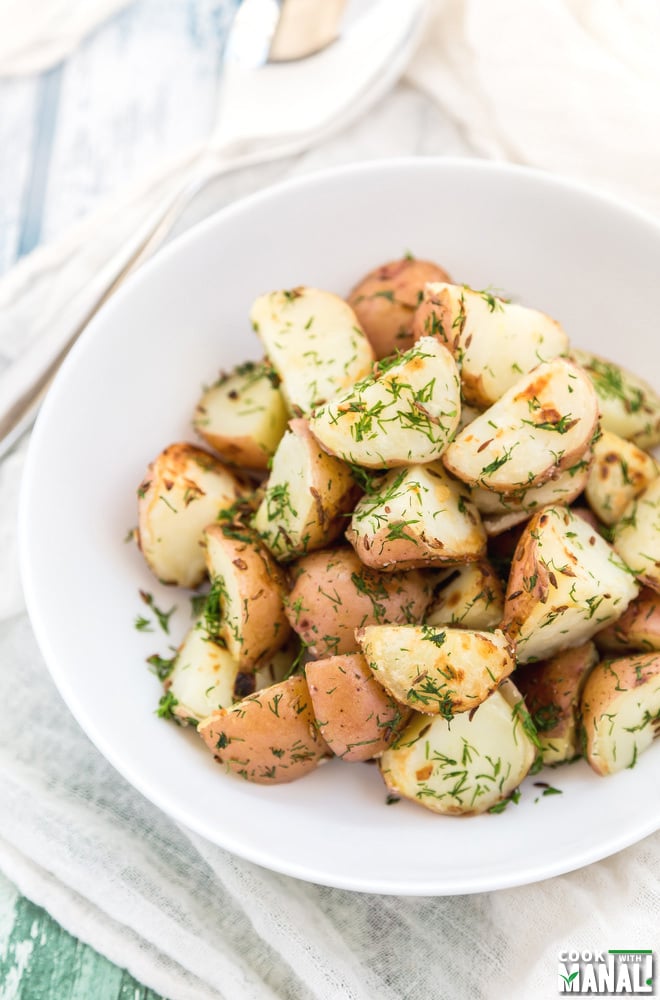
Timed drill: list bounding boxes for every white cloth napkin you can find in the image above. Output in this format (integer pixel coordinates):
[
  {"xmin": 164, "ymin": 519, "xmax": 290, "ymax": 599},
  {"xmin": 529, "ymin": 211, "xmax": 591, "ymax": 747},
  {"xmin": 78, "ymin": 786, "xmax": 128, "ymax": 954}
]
[
  {"xmin": 0, "ymin": 0, "xmax": 133, "ymax": 77},
  {"xmin": 1, "ymin": 2, "xmax": 660, "ymax": 998}
]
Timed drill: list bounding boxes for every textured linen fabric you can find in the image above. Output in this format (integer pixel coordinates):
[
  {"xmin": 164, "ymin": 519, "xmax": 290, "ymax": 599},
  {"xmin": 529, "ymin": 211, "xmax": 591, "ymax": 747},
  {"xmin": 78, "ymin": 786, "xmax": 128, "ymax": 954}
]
[
  {"xmin": 0, "ymin": 0, "xmax": 133, "ymax": 77},
  {"xmin": 1, "ymin": 3, "xmax": 659, "ymax": 998}
]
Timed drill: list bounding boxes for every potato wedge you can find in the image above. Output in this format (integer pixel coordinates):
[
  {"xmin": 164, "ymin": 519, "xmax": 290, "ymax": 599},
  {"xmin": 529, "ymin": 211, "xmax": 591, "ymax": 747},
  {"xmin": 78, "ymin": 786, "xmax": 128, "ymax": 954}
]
[
  {"xmin": 584, "ymin": 430, "xmax": 658, "ymax": 526},
  {"xmin": 613, "ymin": 477, "xmax": 660, "ymax": 592},
  {"xmin": 284, "ymin": 547, "xmax": 432, "ymax": 658},
  {"xmin": 470, "ymin": 453, "xmax": 591, "ymax": 520},
  {"xmin": 513, "ymin": 642, "xmax": 598, "ymax": 764},
  {"xmin": 347, "ymin": 463, "xmax": 485, "ymax": 571},
  {"xmin": 250, "ymin": 287, "xmax": 374, "ymax": 413},
  {"xmin": 425, "ymin": 562, "xmax": 504, "ymax": 631},
  {"xmin": 581, "ymin": 652, "xmax": 660, "ymax": 775},
  {"xmin": 162, "ymin": 619, "xmax": 240, "ymax": 724},
  {"xmin": 203, "ymin": 523, "xmax": 290, "ymax": 669},
  {"xmin": 308, "ymin": 337, "xmax": 461, "ymax": 469},
  {"xmin": 137, "ymin": 443, "xmax": 248, "ymax": 588},
  {"xmin": 572, "ymin": 348, "xmax": 660, "ymax": 449},
  {"xmin": 198, "ymin": 675, "xmax": 329, "ymax": 784},
  {"xmin": 502, "ymin": 505, "xmax": 639, "ymax": 663},
  {"xmin": 379, "ymin": 679, "xmax": 538, "ymax": 815},
  {"xmin": 253, "ymin": 419, "xmax": 356, "ymax": 561},
  {"xmin": 595, "ymin": 587, "xmax": 660, "ymax": 654},
  {"xmin": 443, "ymin": 359, "xmax": 599, "ymax": 493},
  {"xmin": 193, "ymin": 361, "xmax": 289, "ymax": 470},
  {"xmin": 356, "ymin": 624, "xmax": 515, "ymax": 717},
  {"xmin": 348, "ymin": 257, "xmax": 452, "ymax": 359},
  {"xmin": 305, "ymin": 653, "xmax": 408, "ymax": 761},
  {"xmin": 413, "ymin": 283, "xmax": 569, "ymax": 408}
]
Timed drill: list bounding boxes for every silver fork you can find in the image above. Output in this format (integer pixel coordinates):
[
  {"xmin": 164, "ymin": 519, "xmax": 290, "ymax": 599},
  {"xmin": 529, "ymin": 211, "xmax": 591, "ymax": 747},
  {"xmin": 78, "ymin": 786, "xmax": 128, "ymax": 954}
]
[{"xmin": 0, "ymin": 0, "xmax": 426, "ymax": 458}]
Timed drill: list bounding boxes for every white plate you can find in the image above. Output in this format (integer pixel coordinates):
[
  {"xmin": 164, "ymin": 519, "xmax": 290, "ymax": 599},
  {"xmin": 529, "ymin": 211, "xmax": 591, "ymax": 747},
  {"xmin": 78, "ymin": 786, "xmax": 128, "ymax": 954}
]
[{"xmin": 20, "ymin": 159, "xmax": 660, "ymax": 895}]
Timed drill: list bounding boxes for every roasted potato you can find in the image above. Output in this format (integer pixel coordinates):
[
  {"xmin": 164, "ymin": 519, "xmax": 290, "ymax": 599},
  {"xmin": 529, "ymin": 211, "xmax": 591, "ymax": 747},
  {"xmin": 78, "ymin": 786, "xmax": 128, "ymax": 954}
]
[
  {"xmin": 595, "ymin": 587, "xmax": 660, "ymax": 654},
  {"xmin": 613, "ymin": 477, "xmax": 660, "ymax": 592},
  {"xmin": 305, "ymin": 653, "xmax": 408, "ymax": 761},
  {"xmin": 137, "ymin": 443, "xmax": 248, "ymax": 588},
  {"xmin": 253, "ymin": 419, "xmax": 357, "ymax": 561},
  {"xmin": 413, "ymin": 283, "xmax": 569, "ymax": 408},
  {"xmin": 309, "ymin": 337, "xmax": 461, "ymax": 469},
  {"xmin": 470, "ymin": 452, "xmax": 591, "ymax": 536},
  {"xmin": 572, "ymin": 348, "xmax": 660, "ymax": 449},
  {"xmin": 581, "ymin": 652, "xmax": 660, "ymax": 775},
  {"xmin": 203, "ymin": 523, "xmax": 290, "ymax": 669},
  {"xmin": 250, "ymin": 287, "xmax": 374, "ymax": 413},
  {"xmin": 513, "ymin": 642, "xmax": 598, "ymax": 764},
  {"xmin": 443, "ymin": 359, "xmax": 599, "ymax": 493},
  {"xmin": 347, "ymin": 256, "xmax": 451, "ymax": 359},
  {"xmin": 584, "ymin": 430, "xmax": 658, "ymax": 526},
  {"xmin": 193, "ymin": 361, "xmax": 289, "ymax": 470},
  {"xmin": 284, "ymin": 547, "xmax": 431, "ymax": 658},
  {"xmin": 379, "ymin": 679, "xmax": 538, "ymax": 815},
  {"xmin": 198, "ymin": 675, "xmax": 329, "ymax": 784},
  {"xmin": 502, "ymin": 505, "xmax": 639, "ymax": 663},
  {"xmin": 166, "ymin": 619, "xmax": 240, "ymax": 724},
  {"xmin": 425, "ymin": 561, "xmax": 504, "ymax": 631},
  {"xmin": 356, "ymin": 623, "xmax": 515, "ymax": 717},
  {"xmin": 346, "ymin": 463, "xmax": 486, "ymax": 570}
]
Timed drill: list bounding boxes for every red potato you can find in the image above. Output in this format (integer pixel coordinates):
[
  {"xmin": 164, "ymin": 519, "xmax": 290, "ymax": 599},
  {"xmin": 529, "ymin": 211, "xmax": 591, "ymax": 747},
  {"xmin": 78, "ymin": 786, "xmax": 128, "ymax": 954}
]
[
  {"xmin": 348, "ymin": 257, "xmax": 452, "ymax": 359},
  {"xmin": 193, "ymin": 361, "xmax": 289, "ymax": 470},
  {"xmin": 501, "ymin": 505, "xmax": 639, "ymax": 663},
  {"xmin": 197, "ymin": 676, "xmax": 329, "ymax": 784},
  {"xmin": 203, "ymin": 523, "xmax": 291, "ymax": 670},
  {"xmin": 285, "ymin": 547, "xmax": 432, "ymax": 658},
  {"xmin": 379, "ymin": 679, "xmax": 537, "ymax": 815},
  {"xmin": 305, "ymin": 653, "xmax": 408, "ymax": 761},
  {"xmin": 443, "ymin": 359, "xmax": 599, "ymax": 494},
  {"xmin": 595, "ymin": 587, "xmax": 660, "ymax": 653},
  {"xmin": 613, "ymin": 477, "xmax": 660, "ymax": 593},
  {"xmin": 137, "ymin": 443, "xmax": 248, "ymax": 588},
  {"xmin": 412, "ymin": 283, "xmax": 569, "ymax": 408},
  {"xmin": 346, "ymin": 463, "xmax": 486, "ymax": 571},
  {"xmin": 356, "ymin": 624, "xmax": 516, "ymax": 717},
  {"xmin": 513, "ymin": 642, "xmax": 598, "ymax": 764},
  {"xmin": 581, "ymin": 652, "xmax": 660, "ymax": 775},
  {"xmin": 253, "ymin": 418, "xmax": 358, "ymax": 562}
]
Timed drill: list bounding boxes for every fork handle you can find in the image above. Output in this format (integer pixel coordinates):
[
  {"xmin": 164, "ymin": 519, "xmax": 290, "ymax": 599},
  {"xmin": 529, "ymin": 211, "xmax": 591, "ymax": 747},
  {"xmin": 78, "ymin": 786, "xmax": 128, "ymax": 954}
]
[{"xmin": 0, "ymin": 154, "xmax": 226, "ymax": 460}]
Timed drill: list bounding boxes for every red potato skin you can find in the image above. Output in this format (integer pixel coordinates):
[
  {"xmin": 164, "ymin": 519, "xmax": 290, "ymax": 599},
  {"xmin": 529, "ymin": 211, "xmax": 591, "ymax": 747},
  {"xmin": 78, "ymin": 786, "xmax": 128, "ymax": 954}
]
[
  {"xmin": 595, "ymin": 587, "xmax": 660, "ymax": 653},
  {"xmin": 197, "ymin": 676, "xmax": 329, "ymax": 784},
  {"xmin": 284, "ymin": 547, "xmax": 433, "ymax": 658},
  {"xmin": 500, "ymin": 509, "xmax": 553, "ymax": 644},
  {"xmin": 580, "ymin": 652, "xmax": 660, "ymax": 775},
  {"xmin": 411, "ymin": 284, "xmax": 459, "ymax": 350},
  {"xmin": 305, "ymin": 654, "xmax": 410, "ymax": 761},
  {"xmin": 513, "ymin": 642, "xmax": 598, "ymax": 742},
  {"xmin": 348, "ymin": 258, "xmax": 452, "ymax": 360}
]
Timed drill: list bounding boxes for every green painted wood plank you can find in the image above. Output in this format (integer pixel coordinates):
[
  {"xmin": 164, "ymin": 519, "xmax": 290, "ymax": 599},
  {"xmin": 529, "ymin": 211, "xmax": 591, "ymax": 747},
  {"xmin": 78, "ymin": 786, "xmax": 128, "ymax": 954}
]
[{"xmin": 0, "ymin": 885, "xmax": 165, "ymax": 1000}]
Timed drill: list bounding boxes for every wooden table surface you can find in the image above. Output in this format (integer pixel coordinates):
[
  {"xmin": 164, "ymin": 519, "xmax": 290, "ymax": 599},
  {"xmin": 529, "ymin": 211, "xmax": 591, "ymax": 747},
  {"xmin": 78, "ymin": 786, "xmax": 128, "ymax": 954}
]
[
  {"xmin": 0, "ymin": 3, "xmax": 235, "ymax": 996},
  {"xmin": 0, "ymin": 871, "xmax": 163, "ymax": 999}
]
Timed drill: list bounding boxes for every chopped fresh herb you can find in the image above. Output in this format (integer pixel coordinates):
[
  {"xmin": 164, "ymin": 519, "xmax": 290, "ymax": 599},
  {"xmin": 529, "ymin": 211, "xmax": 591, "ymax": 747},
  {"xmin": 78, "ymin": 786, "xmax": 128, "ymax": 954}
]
[
  {"xmin": 156, "ymin": 691, "xmax": 179, "ymax": 720},
  {"xmin": 139, "ymin": 590, "xmax": 176, "ymax": 634},
  {"xmin": 147, "ymin": 652, "xmax": 177, "ymax": 681},
  {"xmin": 190, "ymin": 593, "xmax": 207, "ymax": 618}
]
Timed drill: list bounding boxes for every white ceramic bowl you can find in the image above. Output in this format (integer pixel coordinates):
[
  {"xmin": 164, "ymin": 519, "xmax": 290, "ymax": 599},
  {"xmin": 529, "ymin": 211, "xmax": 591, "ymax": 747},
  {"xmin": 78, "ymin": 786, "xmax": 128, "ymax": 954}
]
[{"xmin": 20, "ymin": 159, "xmax": 660, "ymax": 895}]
